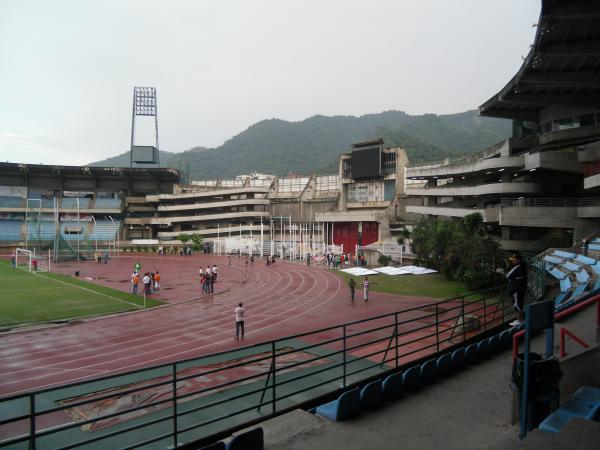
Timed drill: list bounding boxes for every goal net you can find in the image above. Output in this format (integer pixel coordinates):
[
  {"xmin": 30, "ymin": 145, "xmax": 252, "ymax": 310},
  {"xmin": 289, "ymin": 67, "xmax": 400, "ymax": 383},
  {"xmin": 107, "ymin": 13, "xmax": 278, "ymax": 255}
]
[{"xmin": 15, "ymin": 248, "xmax": 51, "ymax": 272}]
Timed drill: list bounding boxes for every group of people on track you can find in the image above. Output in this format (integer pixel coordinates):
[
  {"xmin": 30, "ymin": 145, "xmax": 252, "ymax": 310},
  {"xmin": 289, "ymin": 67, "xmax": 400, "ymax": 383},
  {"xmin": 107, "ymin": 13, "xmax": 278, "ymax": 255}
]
[
  {"xmin": 348, "ymin": 276, "xmax": 370, "ymax": 302},
  {"xmin": 199, "ymin": 265, "xmax": 218, "ymax": 294},
  {"xmin": 131, "ymin": 270, "xmax": 160, "ymax": 296}
]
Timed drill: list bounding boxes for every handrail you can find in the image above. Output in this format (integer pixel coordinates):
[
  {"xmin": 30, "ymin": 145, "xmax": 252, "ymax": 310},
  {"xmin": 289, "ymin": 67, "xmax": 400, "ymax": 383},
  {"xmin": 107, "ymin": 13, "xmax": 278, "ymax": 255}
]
[{"xmin": 0, "ymin": 284, "xmax": 512, "ymax": 449}]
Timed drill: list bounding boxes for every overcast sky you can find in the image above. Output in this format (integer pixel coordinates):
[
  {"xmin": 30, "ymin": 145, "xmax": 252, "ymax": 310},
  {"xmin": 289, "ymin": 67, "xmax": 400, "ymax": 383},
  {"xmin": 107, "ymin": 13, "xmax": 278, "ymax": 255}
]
[{"xmin": 0, "ymin": 0, "xmax": 540, "ymax": 166}]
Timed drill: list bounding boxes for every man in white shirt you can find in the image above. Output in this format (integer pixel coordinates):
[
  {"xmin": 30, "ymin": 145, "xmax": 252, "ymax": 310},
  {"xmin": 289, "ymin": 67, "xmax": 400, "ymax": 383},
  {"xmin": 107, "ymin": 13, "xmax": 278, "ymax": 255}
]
[
  {"xmin": 212, "ymin": 264, "xmax": 218, "ymax": 282},
  {"xmin": 234, "ymin": 302, "xmax": 245, "ymax": 339}
]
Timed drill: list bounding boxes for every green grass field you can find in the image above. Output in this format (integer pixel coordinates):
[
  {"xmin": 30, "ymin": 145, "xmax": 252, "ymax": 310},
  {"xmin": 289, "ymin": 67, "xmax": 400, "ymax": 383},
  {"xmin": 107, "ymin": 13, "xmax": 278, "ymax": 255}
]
[
  {"xmin": 335, "ymin": 270, "xmax": 471, "ymax": 299},
  {"xmin": 0, "ymin": 259, "xmax": 163, "ymax": 329}
]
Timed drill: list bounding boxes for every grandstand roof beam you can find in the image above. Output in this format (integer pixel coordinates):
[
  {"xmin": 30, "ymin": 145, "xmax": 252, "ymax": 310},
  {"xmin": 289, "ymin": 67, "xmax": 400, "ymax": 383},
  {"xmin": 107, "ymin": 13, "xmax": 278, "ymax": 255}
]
[
  {"xmin": 500, "ymin": 93, "xmax": 600, "ymax": 108},
  {"xmin": 541, "ymin": 40, "xmax": 600, "ymax": 57},
  {"xmin": 543, "ymin": 1, "xmax": 600, "ymax": 20},
  {"xmin": 520, "ymin": 71, "xmax": 600, "ymax": 88}
]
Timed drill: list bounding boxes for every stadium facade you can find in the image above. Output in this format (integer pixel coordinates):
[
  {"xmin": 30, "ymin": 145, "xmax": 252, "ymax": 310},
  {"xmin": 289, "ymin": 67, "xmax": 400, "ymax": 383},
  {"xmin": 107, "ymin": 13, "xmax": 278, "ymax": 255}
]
[{"xmin": 405, "ymin": 0, "xmax": 600, "ymax": 251}]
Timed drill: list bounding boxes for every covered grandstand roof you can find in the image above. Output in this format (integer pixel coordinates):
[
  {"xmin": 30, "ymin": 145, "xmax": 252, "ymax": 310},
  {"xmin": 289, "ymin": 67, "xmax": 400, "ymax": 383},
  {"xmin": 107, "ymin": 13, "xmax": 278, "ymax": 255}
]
[
  {"xmin": 0, "ymin": 162, "xmax": 179, "ymax": 178},
  {"xmin": 479, "ymin": 0, "xmax": 600, "ymax": 121}
]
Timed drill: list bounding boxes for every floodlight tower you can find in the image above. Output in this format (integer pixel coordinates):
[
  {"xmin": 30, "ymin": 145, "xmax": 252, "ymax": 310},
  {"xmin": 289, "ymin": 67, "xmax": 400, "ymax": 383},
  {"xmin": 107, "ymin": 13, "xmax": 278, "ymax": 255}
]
[{"xmin": 130, "ymin": 86, "xmax": 160, "ymax": 167}]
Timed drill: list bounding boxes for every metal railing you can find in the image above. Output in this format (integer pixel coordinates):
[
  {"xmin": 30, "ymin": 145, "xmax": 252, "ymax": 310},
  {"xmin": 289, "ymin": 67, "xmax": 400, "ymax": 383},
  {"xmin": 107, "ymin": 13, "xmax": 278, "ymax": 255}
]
[{"xmin": 0, "ymin": 285, "xmax": 513, "ymax": 450}]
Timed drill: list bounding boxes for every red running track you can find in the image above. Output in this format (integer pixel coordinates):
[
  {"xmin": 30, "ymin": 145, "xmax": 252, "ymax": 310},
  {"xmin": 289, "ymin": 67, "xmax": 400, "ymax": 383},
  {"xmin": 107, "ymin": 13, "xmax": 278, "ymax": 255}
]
[{"xmin": 0, "ymin": 254, "xmax": 436, "ymax": 397}]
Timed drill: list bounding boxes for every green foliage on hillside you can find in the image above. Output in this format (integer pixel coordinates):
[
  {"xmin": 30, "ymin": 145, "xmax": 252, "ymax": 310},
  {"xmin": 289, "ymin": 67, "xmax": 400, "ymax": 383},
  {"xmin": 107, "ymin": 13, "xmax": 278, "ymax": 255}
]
[{"xmin": 90, "ymin": 110, "xmax": 510, "ymax": 179}]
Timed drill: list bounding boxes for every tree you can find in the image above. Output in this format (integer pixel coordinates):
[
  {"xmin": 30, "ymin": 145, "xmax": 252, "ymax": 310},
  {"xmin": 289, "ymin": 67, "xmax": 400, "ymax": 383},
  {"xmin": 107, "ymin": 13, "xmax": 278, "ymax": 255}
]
[
  {"xmin": 190, "ymin": 233, "xmax": 203, "ymax": 251},
  {"xmin": 176, "ymin": 234, "xmax": 191, "ymax": 245},
  {"xmin": 410, "ymin": 214, "xmax": 502, "ymax": 290}
]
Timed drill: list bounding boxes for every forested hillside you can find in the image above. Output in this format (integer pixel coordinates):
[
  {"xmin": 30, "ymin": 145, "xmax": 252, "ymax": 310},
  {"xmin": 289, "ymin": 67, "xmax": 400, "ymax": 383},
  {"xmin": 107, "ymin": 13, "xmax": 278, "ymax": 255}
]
[{"xmin": 90, "ymin": 110, "xmax": 510, "ymax": 180}]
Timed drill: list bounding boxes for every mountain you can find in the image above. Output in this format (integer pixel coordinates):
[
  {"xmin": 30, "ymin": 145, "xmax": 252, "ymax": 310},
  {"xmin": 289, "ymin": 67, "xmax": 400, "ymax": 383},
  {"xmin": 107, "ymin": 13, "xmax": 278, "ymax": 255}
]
[{"xmin": 90, "ymin": 110, "xmax": 511, "ymax": 180}]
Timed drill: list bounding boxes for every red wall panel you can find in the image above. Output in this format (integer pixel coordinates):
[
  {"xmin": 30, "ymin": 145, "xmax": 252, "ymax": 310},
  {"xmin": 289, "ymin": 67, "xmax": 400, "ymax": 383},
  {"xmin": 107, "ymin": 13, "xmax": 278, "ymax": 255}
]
[{"xmin": 332, "ymin": 221, "xmax": 378, "ymax": 255}]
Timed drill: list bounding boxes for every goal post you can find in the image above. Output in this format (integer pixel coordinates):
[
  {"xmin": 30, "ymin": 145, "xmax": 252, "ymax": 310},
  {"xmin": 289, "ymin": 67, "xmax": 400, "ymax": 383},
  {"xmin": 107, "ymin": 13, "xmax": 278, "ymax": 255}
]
[
  {"xmin": 15, "ymin": 248, "xmax": 51, "ymax": 272},
  {"xmin": 15, "ymin": 248, "xmax": 32, "ymax": 272}
]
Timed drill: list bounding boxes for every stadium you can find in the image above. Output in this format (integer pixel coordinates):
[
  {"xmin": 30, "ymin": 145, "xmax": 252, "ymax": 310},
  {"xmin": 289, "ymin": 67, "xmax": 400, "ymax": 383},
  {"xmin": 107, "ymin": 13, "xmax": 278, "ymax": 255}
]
[{"xmin": 1, "ymin": 0, "xmax": 600, "ymax": 449}]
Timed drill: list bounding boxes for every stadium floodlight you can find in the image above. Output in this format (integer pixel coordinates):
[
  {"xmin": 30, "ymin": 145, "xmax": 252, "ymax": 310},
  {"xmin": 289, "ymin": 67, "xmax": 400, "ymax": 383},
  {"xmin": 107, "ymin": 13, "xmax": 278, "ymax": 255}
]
[{"xmin": 130, "ymin": 86, "xmax": 160, "ymax": 167}]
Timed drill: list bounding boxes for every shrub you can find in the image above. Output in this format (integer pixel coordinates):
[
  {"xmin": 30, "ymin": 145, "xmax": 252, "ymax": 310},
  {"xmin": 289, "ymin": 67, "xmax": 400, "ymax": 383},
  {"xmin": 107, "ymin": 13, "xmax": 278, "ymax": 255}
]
[{"xmin": 378, "ymin": 254, "xmax": 392, "ymax": 266}]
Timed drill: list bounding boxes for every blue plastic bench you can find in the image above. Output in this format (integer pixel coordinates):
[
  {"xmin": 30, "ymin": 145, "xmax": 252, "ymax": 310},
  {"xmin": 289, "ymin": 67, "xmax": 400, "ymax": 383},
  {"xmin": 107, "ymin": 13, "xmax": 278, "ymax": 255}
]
[
  {"xmin": 360, "ymin": 379, "xmax": 383, "ymax": 410},
  {"xmin": 402, "ymin": 366, "xmax": 420, "ymax": 390},
  {"xmin": 589, "ymin": 243, "xmax": 600, "ymax": 251},
  {"xmin": 314, "ymin": 388, "xmax": 361, "ymax": 421},
  {"xmin": 382, "ymin": 372, "xmax": 403, "ymax": 398},
  {"xmin": 451, "ymin": 348, "xmax": 465, "ymax": 371},
  {"xmin": 592, "ymin": 263, "xmax": 600, "ymax": 276},
  {"xmin": 420, "ymin": 358, "xmax": 437, "ymax": 384},
  {"xmin": 436, "ymin": 353, "xmax": 452, "ymax": 376},
  {"xmin": 227, "ymin": 428, "xmax": 264, "ymax": 450}
]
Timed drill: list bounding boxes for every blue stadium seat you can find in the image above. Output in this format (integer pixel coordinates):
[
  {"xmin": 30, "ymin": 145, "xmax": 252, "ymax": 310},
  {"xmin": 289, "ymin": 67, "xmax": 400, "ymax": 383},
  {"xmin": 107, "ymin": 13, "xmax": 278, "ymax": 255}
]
[
  {"xmin": 382, "ymin": 372, "xmax": 403, "ymax": 399},
  {"xmin": 402, "ymin": 366, "xmax": 420, "ymax": 390},
  {"xmin": 566, "ymin": 282, "xmax": 588, "ymax": 302},
  {"xmin": 561, "ymin": 261, "xmax": 581, "ymax": 273},
  {"xmin": 559, "ymin": 277, "xmax": 572, "ymax": 292},
  {"xmin": 576, "ymin": 269, "xmax": 590, "ymax": 284},
  {"xmin": 575, "ymin": 254, "xmax": 596, "ymax": 266},
  {"xmin": 465, "ymin": 343, "xmax": 478, "ymax": 365},
  {"xmin": 420, "ymin": 359, "xmax": 437, "ymax": 384},
  {"xmin": 499, "ymin": 330, "xmax": 511, "ymax": 349},
  {"xmin": 572, "ymin": 386, "xmax": 600, "ymax": 404},
  {"xmin": 591, "ymin": 263, "xmax": 600, "ymax": 276},
  {"xmin": 227, "ymin": 427, "xmax": 264, "ymax": 450},
  {"xmin": 553, "ymin": 250, "xmax": 576, "ymax": 259},
  {"xmin": 314, "ymin": 388, "xmax": 361, "ymax": 421},
  {"xmin": 360, "ymin": 379, "xmax": 383, "ymax": 410},
  {"xmin": 488, "ymin": 334, "xmax": 500, "ymax": 353},
  {"xmin": 451, "ymin": 348, "xmax": 465, "ymax": 370},
  {"xmin": 539, "ymin": 400, "xmax": 600, "ymax": 434},
  {"xmin": 548, "ymin": 267, "xmax": 567, "ymax": 280},
  {"xmin": 476, "ymin": 339, "xmax": 489, "ymax": 358},
  {"xmin": 589, "ymin": 243, "xmax": 600, "ymax": 251},
  {"xmin": 436, "ymin": 353, "xmax": 452, "ymax": 376},
  {"xmin": 200, "ymin": 442, "xmax": 226, "ymax": 450},
  {"xmin": 543, "ymin": 255, "xmax": 563, "ymax": 265},
  {"xmin": 554, "ymin": 291, "xmax": 569, "ymax": 307},
  {"xmin": 592, "ymin": 277, "xmax": 600, "ymax": 293}
]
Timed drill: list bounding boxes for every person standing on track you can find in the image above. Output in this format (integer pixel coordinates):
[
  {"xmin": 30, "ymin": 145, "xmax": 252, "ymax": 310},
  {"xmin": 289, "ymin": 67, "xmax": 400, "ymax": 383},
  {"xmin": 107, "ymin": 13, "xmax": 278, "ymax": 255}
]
[
  {"xmin": 154, "ymin": 271, "xmax": 161, "ymax": 294},
  {"xmin": 349, "ymin": 277, "xmax": 355, "ymax": 302},
  {"xmin": 212, "ymin": 264, "xmax": 218, "ymax": 282},
  {"xmin": 143, "ymin": 272, "xmax": 151, "ymax": 295},
  {"xmin": 234, "ymin": 302, "xmax": 245, "ymax": 340},
  {"xmin": 363, "ymin": 276, "xmax": 369, "ymax": 302},
  {"xmin": 131, "ymin": 272, "xmax": 139, "ymax": 295}
]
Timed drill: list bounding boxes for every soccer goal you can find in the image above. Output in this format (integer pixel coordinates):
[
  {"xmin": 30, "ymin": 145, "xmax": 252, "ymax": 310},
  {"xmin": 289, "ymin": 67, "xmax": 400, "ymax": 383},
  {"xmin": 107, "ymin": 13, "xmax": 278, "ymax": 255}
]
[{"xmin": 15, "ymin": 248, "xmax": 51, "ymax": 272}]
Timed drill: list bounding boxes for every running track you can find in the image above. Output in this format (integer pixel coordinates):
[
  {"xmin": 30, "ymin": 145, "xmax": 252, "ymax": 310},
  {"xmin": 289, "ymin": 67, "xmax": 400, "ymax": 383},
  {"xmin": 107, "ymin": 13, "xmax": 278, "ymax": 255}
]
[{"xmin": 0, "ymin": 255, "xmax": 437, "ymax": 397}]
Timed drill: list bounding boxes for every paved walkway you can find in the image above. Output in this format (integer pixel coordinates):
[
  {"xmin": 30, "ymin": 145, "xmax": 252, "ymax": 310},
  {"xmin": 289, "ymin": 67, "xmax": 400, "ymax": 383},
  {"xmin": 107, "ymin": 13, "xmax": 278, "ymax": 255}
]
[{"xmin": 244, "ymin": 302, "xmax": 600, "ymax": 449}]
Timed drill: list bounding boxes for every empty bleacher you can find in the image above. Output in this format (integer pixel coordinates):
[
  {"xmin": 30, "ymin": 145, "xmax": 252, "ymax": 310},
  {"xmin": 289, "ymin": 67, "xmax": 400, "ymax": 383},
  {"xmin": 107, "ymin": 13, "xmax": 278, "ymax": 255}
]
[
  {"xmin": 94, "ymin": 198, "xmax": 122, "ymax": 208},
  {"xmin": 60, "ymin": 221, "xmax": 88, "ymax": 241},
  {"xmin": 0, "ymin": 220, "xmax": 23, "ymax": 241},
  {"xmin": 27, "ymin": 192, "xmax": 56, "ymax": 209},
  {"xmin": 27, "ymin": 221, "xmax": 56, "ymax": 240},
  {"xmin": 89, "ymin": 220, "xmax": 121, "ymax": 240},
  {"xmin": 61, "ymin": 197, "xmax": 91, "ymax": 209},
  {"xmin": 0, "ymin": 196, "xmax": 24, "ymax": 208}
]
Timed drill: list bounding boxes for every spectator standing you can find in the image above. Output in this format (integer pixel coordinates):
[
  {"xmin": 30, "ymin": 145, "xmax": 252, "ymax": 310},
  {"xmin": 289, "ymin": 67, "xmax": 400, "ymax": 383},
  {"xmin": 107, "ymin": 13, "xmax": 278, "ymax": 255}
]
[
  {"xmin": 212, "ymin": 265, "xmax": 218, "ymax": 282},
  {"xmin": 142, "ymin": 272, "xmax": 151, "ymax": 295},
  {"xmin": 363, "ymin": 276, "xmax": 369, "ymax": 302},
  {"xmin": 154, "ymin": 271, "xmax": 161, "ymax": 294},
  {"xmin": 349, "ymin": 277, "xmax": 356, "ymax": 302},
  {"xmin": 234, "ymin": 302, "xmax": 245, "ymax": 339},
  {"xmin": 131, "ymin": 272, "xmax": 139, "ymax": 295}
]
